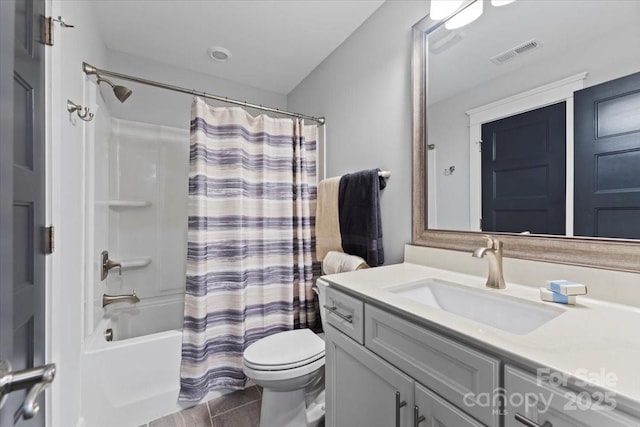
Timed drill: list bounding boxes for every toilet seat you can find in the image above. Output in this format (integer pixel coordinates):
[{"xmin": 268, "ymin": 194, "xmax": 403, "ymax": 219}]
[
  {"xmin": 244, "ymin": 329, "xmax": 325, "ymax": 371},
  {"xmin": 243, "ymin": 355, "xmax": 325, "ymax": 382},
  {"xmin": 244, "ymin": 350, "xmax": 324, "ymax": 371}
]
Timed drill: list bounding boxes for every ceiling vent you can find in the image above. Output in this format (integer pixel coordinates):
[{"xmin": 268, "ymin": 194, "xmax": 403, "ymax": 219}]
[{"xmin": 490, "ymin": 39, "xmax": 541, "ymax": 65}]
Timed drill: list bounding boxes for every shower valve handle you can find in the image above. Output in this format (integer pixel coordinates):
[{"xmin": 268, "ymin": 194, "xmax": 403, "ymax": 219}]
[{"xmin": 101, "ymin": 250, "xmax": 122, "ymax": 281}]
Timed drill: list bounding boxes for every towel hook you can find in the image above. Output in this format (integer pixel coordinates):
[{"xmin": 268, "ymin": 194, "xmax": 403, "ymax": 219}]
[{"xmin": 66, "ymin": 99, "xmax": 93, "ymax": 122}]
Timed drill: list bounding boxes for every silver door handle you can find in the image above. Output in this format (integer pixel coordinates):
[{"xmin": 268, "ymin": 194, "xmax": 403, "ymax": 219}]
[
  {"xmin": 515, "ymin": 413, "xmax": 553, "ymax": 427},
  {"xmin": 0, "ymin": 360, "xmax": 56, "ymax": 420},
  {"xmin": 323, "ymin": 305, "xmax": 353, "ymax": 323},
  {"xmin": 395, "ymin": 391, "xmax": 407, "ymax": 427},
  {"xmin": 414, "ymin": 405, "xmax": 425, "ymax": 426}
]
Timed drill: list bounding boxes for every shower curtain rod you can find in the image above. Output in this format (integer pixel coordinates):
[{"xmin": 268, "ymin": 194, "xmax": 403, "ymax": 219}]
[{"xmin": 82, "ymin": 62, "xmax": 326, "ymax": 125}]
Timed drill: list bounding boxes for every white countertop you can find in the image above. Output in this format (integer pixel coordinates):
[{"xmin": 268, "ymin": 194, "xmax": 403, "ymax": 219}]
[{"xmin": 323, "ymin": 262, "xmax": 640, "ymax": 411}]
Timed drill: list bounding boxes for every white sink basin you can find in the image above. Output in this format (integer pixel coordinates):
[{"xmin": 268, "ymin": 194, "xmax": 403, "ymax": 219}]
[{"xmin": 387, "ymin": 278, "xmax": 563, "ymax": 335}]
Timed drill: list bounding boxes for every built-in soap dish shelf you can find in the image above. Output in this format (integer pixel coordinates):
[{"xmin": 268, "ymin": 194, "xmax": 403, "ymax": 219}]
[
  {"xmin": 120, "ymin": 257, "xmax": 152, "ymax": 270},
  {"xmin": 99, "ymin": 200, "xmax": 152, "ymax": 210}
]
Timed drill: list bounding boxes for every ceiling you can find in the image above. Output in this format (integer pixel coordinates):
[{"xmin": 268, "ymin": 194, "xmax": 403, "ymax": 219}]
[
  {"xmin": 428, "ymin": 0, "xmax": 640, "ymax": 105},
  {"xmin": 90, "ymin": 0, "xmax": 386, "ymax": 95}
]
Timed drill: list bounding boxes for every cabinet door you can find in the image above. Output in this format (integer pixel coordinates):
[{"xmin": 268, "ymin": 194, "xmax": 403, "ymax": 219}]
[
  {"xmin": 505, "ymin": 365, "xmax": 639, "ymax": 427},
  {"xmin": 366, "ymin": 304, "xmax": 500, "ymax": 426},
  {"xmin": 325, "ymin": 325, "xmax": 414, "ymax": 427},
  {"xmin": 415, "ymin": 383, "xmax": 485, "ymax": 427}
]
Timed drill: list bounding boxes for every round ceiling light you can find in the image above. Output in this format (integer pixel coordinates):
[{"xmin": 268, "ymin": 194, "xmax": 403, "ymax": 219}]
[{"xmin": 207, "ymin": 46, "xmax": 232, "ymax": 62}]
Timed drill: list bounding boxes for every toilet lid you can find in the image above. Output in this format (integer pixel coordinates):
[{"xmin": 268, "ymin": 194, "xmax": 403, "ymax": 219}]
[{"xmin": 244, "ymin": 329, "xmax": 325, "ymax": 371}]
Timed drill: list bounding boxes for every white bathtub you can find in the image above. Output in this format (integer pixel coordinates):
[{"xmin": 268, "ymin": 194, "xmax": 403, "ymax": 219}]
[
  {"xmin": 104, "ymin": 294, "xmax": 185, "ymax": 341},
  {"xmin": 80, "ymin": 295, "xmax": 226, "ymax": 427}
]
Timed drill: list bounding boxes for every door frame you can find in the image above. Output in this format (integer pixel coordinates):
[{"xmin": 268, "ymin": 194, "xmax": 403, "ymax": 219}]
[
  {"xmin": 44, "ymin": 0, "xmax": 58, "ymax": 424},
  {"xmin": 466, "ymin": 72, "xmax": 586, "ymax": 234}
]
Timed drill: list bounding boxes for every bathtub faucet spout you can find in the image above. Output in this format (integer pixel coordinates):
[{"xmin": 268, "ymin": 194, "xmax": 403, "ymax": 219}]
[{"xmin": 102, "ymin": 291, "xmax": 140, "ymax": 308}]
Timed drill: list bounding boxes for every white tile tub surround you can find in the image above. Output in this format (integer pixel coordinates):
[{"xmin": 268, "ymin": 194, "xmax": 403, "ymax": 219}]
[
  {"xmin": 88, "ymin": 89, "xmax": 114, "ymax": 334},
  {"xmin": 106, "ymin": 119, "xmax": 190, "ymax": 302},
  {"xmin": 88, "ymin": 118, "xmax": 189, "ymax": 335},
  {"xmin": 404, "ymin": 245, "xmax": 640, "ymax": 308},
  {"xmin": 81, "ymin": 118, "xmax": 228, "ymax": 427}
]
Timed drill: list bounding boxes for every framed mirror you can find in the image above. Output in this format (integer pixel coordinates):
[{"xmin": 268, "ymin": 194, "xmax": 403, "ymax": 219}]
[{"xmin": 412, "ymin": 0, "xmax": 640, "ymax": 272}]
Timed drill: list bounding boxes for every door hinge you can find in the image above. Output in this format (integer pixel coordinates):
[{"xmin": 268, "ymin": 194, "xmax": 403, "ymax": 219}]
[
  {"xmin": 480, "ymin": 218, "xmax": 483, "ymax": 230},
  {"xmin": 477, "ymin": 140, "xmax": 483, "ymax": 152},
  {"xmin": 43, "ymin": 226, "xmax": 54, "ymax": 254},
  {"xmin": 41, "ymin": 16, "xmax": 54, "ymax": 46}
]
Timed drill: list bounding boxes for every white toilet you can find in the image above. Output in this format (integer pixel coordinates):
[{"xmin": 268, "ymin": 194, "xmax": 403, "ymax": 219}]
[{"xmin": 243, "ymin": 279, "xmax": 330, "ymax": 427}]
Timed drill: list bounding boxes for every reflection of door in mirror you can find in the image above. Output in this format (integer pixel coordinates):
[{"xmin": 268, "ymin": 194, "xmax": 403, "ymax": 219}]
[
  {"xmin": 427, "ymin": 0, "xmax": 640, "ymax": 239},
  {"xmin": 481, "ymin": 102, "xmax": 566, "ymax": 235},
  {"xmin": 575, "ymin": 71, "xmax": 640, "ymax": 239}
]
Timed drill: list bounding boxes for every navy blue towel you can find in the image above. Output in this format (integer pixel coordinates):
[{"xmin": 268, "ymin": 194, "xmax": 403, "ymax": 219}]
[{"xmin": 338, "ymin": 169, "xmax": 386, "ymax": 267}]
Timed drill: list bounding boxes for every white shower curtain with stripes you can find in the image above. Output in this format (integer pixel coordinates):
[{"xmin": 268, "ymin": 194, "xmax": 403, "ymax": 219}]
[{"xmin": 179, "ymin": 98, "xmax": 318, "ymax": 401}]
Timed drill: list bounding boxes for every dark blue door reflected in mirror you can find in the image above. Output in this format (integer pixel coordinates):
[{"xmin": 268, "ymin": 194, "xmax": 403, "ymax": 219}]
[{"xmin": 481, "ymin": 102, "xmax": 566, "ymax": 235}]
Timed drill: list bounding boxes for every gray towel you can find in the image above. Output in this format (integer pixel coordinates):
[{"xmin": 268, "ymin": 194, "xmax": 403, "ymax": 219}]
[{"xmin": 338, "ymin": 169, "xmax": 385, "ymax": 267}]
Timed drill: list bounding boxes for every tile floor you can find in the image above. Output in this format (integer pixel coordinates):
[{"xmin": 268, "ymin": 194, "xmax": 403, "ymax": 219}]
[{"xmin": 140, "ymin": 386, "xmax": 262, "ymax": 427}]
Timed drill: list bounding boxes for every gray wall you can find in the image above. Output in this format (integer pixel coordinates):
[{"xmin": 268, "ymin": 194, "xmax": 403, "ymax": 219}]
[
  {"xmin": 288, "ymin": 1, "xmax": 430, "ymax": 264},
  {"xmin": 106, "ymin": 50, "xmax": 288, "ymax": 129}
]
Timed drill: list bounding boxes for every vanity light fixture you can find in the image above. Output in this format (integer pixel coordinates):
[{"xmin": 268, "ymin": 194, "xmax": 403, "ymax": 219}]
[
  {"xmin": 430, "ymin": 0, "xmax": 464, "ymax": 20},
  {"xmin": 491, "ymin": 0, "xmax": 516, "ymax": 6},
  {"xmin": 445, "ymin": 1, "xmax": 483, "ymax": 30},
  {"xmin": 436, "ymin": 0, "xmax": 517, "ymax": 31}
]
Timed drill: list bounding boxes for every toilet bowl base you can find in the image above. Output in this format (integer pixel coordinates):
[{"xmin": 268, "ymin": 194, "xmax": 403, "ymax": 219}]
[{"xmin": 260, "ymin": 388, "xmax": 307, "ymax": 427}]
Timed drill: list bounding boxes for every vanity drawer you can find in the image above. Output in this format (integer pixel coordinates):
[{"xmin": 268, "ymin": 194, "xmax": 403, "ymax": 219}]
[
  {"xmin": 505, "ymin": 365, "xmax": 639, "ymax": 427},
  {"xmin": 365, "ymin": 304, "xmax": 500, "ymax": 426},
  {"xmin": 324, "ymin": 287, "xmax": 364, "ymax": 344}
]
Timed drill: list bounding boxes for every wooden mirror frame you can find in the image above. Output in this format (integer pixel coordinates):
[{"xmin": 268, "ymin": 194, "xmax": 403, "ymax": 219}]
[{"xmin": 411, "ymin": 8, "xmax": 640, "ymax": 273}]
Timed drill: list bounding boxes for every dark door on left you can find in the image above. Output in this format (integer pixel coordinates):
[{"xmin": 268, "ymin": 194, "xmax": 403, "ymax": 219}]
[
  {"xmin": 481, "ymin": 102, "xmax": 566, "ymax": 235},
  {"xmin": 0, "ymin": 0, "xmax": 47, "ymax": 425}
]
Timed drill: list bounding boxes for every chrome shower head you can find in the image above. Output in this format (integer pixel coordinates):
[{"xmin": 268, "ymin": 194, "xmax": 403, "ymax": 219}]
[
  {"xmin": 112, "ymin": 84, "xmax": 133, "ymax": 103},
  {"xmin": 97, "ymin": 76, "xmax": 132, "ymax": 103}
]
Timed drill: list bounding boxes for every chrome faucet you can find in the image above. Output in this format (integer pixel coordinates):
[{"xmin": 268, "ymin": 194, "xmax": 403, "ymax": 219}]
[
  {"xmin": 102, "ymin": 291, "xmax": 140, "ymax": 308},
  {"xmin": 472, "ymin": 235, "xmax": 506, "ymax": 289},
  {"xmin": 101, "ymin": 250, "xmax": 122, "ymax": 281}
]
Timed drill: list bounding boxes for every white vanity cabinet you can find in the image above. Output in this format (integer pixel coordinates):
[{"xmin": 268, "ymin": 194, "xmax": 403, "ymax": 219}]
[
  {"xmin": 324, "ymin": 286, "xmax": 640, "ymax": 427},
  {"xmin": 504, "ymin": 366, "xmax": 639, "ymax": 427},
  {"xmin": 324, "ymin": 288, "xmax": 499, "ymax": 427},
  {"xmin": 325, "ymin": 325, "xmax": 415, "ymax": 427},
  {"xmin": 365, "ymin": 304, "xmax": 500, "ymax": 426}
]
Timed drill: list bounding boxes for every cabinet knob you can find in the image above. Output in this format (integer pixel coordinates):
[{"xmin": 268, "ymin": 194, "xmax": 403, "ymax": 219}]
[{"xmin": 515, "ymin": 413, "xmax": 553, "ymax": 427}]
